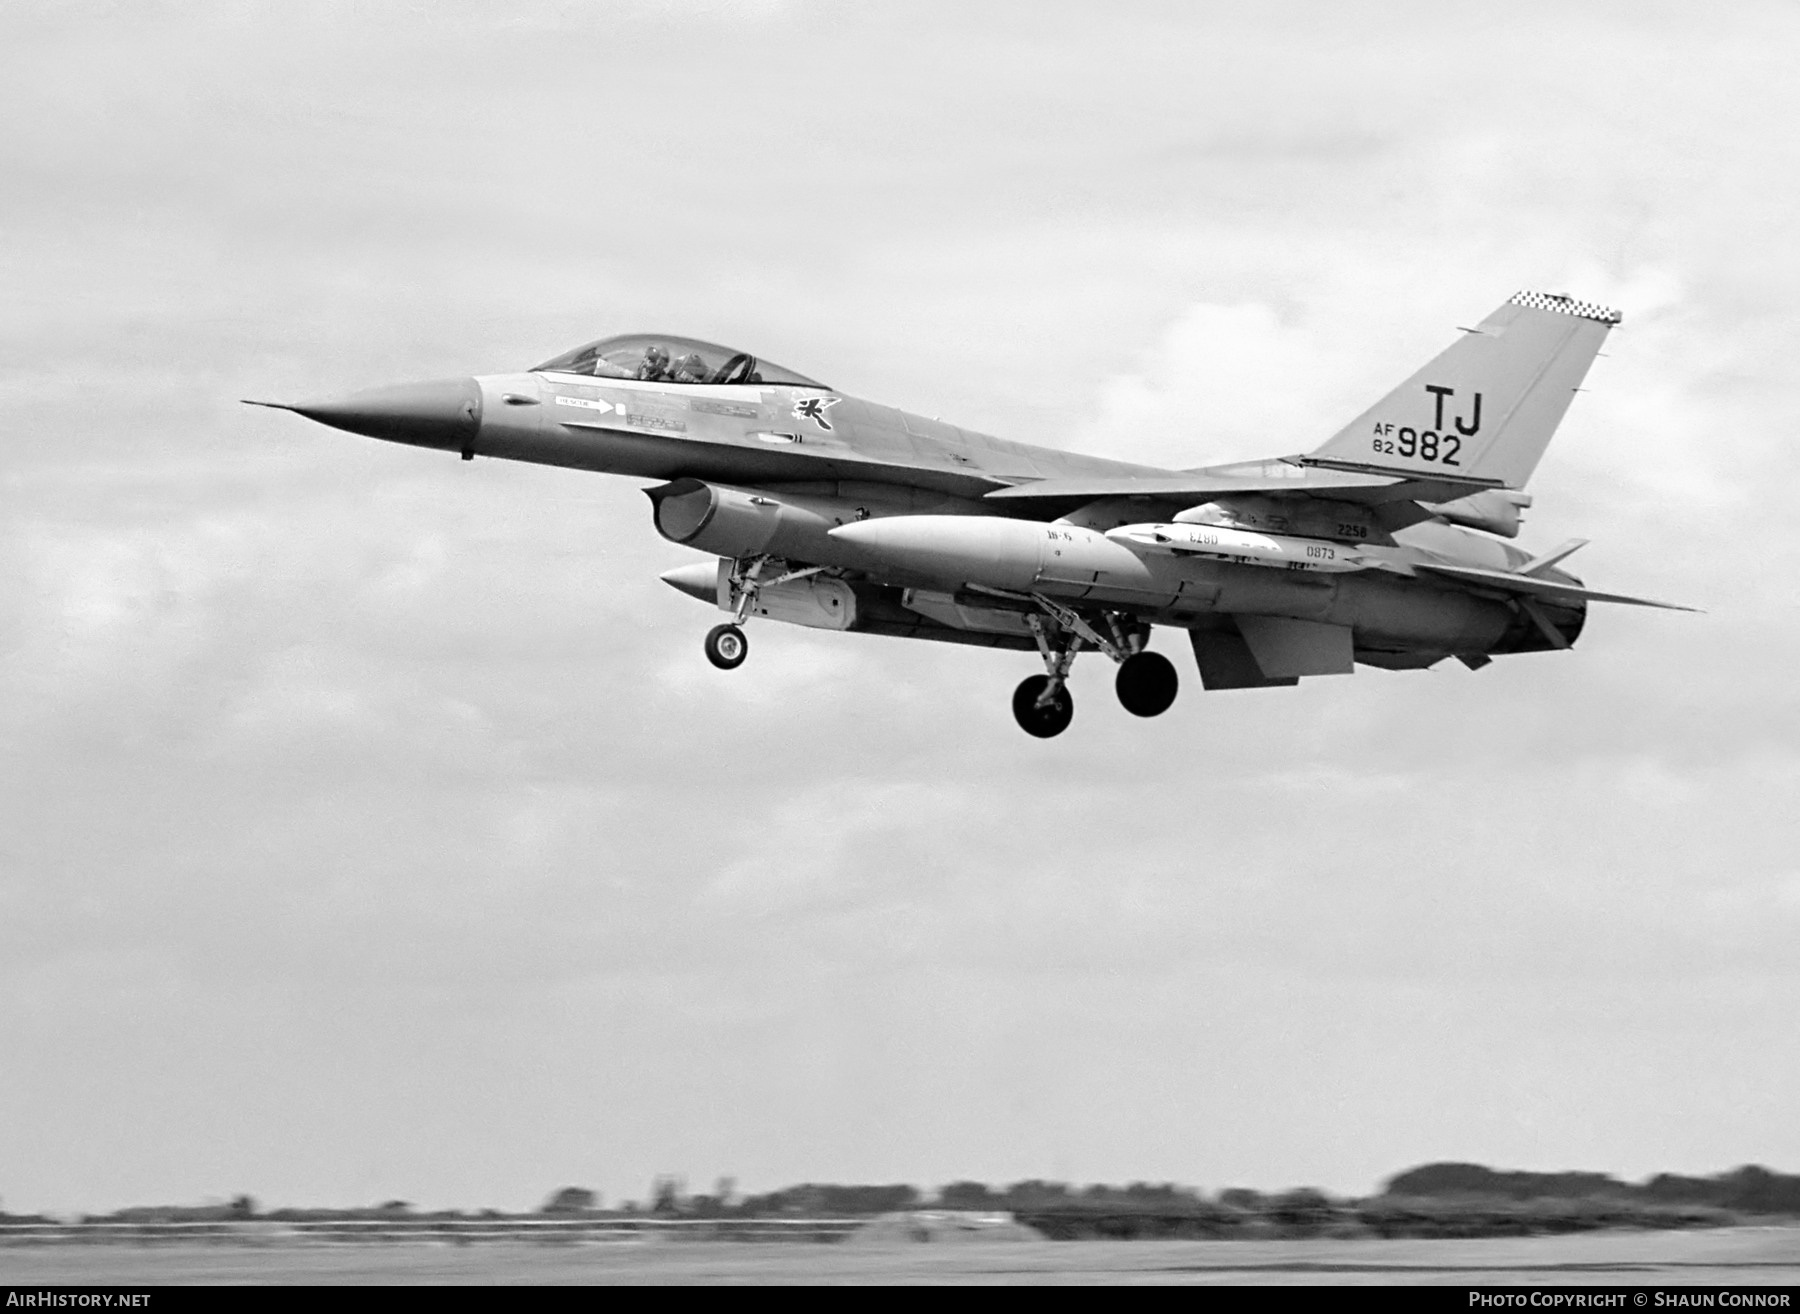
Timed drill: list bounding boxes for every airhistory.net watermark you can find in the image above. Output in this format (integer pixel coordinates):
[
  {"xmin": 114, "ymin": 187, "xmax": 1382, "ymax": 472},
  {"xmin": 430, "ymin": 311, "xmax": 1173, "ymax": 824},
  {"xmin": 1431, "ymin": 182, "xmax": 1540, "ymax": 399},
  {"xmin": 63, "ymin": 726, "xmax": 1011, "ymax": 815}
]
[{"xmin": 6, "ymin": 1296, "xmax": 151, "ymax": 1307}]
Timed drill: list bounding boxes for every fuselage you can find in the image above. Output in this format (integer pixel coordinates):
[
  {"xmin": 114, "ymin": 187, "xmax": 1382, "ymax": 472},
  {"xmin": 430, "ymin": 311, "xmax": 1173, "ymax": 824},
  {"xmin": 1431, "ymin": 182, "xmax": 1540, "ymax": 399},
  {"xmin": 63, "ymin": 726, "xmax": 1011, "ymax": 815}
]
[
  {"xmin": 431, "ymin": 366, "xmax": 1573, "ymax": 664},
  {"xmin": 260, "ymin": 339, "xmax": 1585, "ymax": 669}
]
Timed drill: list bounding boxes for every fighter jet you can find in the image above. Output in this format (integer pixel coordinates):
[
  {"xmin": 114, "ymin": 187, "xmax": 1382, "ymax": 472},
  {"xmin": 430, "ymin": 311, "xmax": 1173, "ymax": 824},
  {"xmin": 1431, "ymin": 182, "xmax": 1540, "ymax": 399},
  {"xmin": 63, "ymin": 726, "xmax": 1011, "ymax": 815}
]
[{"xmin": 248, "ymin": 291, "xmax": 1691, "ymax": 738}]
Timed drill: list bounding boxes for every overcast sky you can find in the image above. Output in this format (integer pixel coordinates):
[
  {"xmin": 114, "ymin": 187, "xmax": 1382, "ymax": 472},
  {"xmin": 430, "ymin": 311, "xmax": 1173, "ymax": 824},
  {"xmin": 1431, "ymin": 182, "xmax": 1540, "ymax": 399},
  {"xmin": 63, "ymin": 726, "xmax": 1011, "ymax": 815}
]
[{"xmin": 4, "ymin": 1, "xmax": 1798, "ymax": 1214}]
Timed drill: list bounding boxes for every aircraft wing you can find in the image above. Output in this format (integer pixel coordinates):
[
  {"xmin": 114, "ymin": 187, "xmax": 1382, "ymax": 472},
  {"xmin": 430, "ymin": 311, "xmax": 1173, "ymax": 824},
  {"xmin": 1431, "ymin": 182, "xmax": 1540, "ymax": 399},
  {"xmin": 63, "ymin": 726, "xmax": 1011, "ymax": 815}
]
[{"xmin": 1413, "ymin": 562, "xmax": 1698, "ymax": 611}]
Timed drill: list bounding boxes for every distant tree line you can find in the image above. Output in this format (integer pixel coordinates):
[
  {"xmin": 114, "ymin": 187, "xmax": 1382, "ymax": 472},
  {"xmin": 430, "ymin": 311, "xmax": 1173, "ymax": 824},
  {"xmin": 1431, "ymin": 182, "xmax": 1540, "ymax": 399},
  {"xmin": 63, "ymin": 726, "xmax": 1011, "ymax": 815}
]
[
  {"xmin": 516, "ymin": 1163, "xmax": 1800, "ymax": 1240},
  {"xmin": 1384, "ymin": 1163, "xmax": 1800, "ymax": 1214},
  {"xmin": 582, "ymin": 1164, "xmax": 1800, "ymax": 1239},
  {"xmin": 15, "ymin": 1163, "xmax": 1800, "ymax": 1241}
]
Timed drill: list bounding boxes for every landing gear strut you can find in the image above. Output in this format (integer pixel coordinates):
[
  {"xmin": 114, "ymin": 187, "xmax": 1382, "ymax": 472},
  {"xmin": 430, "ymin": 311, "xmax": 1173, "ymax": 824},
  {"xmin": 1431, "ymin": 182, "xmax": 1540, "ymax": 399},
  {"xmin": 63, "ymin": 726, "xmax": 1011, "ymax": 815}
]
[
  {"xmin": 1010, "ymin": 610, "xmax": 1083, "ymax": 738},
  {"xmin": 702, "ymin": 555, "xmax": 829, "ymax": 670}
]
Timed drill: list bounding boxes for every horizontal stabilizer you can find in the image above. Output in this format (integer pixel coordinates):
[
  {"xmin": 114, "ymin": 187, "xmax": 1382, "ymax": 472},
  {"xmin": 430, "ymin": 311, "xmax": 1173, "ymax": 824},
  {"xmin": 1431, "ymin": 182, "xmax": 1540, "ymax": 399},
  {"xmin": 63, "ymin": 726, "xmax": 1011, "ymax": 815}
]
[{"xmin": 1415, "ymin": 562, "xmax": 1697, "ymax": 611}]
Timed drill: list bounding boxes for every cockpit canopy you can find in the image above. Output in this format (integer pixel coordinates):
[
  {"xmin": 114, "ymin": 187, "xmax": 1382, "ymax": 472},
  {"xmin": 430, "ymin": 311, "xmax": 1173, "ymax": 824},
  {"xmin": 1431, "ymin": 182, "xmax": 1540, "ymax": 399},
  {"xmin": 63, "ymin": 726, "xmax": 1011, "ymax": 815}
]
[{"xmin": 531, "ymin": 334, "xmax": 827, "ymax": 388}]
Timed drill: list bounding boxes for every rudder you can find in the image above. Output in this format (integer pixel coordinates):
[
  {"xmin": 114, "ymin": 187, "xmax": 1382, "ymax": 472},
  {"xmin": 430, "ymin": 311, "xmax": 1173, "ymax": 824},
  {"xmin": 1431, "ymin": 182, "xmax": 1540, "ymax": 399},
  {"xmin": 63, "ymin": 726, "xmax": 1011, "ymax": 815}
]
[{"xmin": 1304, "ymin": 291, "xmax": 1621, "ymax": 489}]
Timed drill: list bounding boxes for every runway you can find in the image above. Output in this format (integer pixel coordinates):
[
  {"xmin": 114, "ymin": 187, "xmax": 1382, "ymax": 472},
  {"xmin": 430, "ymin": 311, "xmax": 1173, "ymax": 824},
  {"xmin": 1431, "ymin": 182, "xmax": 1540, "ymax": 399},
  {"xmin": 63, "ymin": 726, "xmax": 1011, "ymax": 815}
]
[{"xmin": 4, "ymin": 1226, "xmax": 1800, "ymax": 1285}]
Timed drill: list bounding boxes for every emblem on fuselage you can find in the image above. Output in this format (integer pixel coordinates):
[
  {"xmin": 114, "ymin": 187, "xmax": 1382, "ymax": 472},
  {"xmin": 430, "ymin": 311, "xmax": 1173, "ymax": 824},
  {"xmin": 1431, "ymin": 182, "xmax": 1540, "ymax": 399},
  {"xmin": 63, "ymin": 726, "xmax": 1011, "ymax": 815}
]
[{"xmin": 793, "ymin": 396, "xmax": 840, "ymax": 431}]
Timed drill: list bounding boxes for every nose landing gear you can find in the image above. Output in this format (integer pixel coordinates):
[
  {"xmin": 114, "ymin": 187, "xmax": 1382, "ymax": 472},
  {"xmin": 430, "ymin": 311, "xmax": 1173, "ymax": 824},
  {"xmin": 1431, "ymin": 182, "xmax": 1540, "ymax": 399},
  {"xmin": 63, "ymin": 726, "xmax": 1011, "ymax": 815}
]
[
  {"xmin": 704, "ymin": 623, "xmax": 748, "ymax": 670},
  {"xmin": 701, "ymin": 555, "xmax": 832, "ymax": 670}
]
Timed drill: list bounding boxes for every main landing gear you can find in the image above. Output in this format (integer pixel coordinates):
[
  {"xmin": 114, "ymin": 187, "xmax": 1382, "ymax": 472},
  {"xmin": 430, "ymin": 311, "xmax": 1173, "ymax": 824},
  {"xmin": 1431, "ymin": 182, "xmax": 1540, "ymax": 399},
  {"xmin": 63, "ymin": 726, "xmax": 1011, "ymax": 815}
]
[
  {"xmin": 1115, "ymin": 650, "xmax": 1178, "ymax": 717},
  {"xmin": 1010, "ymin": 599, "xmax": 1179, "ymax": 737},
  {"xmin": 1012, "ymin": 674, "xmax": 1074, "ymax": 738}
]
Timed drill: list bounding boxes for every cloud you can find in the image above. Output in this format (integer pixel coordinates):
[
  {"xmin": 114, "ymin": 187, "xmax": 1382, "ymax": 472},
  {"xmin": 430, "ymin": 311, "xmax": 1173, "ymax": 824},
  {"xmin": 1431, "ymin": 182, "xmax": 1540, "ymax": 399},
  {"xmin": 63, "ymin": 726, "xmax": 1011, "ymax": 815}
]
[
  {"xmin": 4, "ymin": 2, "xmax": 1800, "ymax": 1212},
  {"xmin": 1081, "ymin": 300, "xmax": 1371, "ymax": 468}
]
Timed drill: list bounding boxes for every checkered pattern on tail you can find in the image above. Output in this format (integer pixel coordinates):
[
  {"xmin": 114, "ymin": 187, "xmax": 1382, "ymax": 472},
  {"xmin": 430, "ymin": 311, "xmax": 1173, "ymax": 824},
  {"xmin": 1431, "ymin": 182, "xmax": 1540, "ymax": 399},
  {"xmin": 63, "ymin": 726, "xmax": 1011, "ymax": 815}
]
[{"xmin": 1508, "ymin": 291, "xmax": 1623, "ymax": 325}]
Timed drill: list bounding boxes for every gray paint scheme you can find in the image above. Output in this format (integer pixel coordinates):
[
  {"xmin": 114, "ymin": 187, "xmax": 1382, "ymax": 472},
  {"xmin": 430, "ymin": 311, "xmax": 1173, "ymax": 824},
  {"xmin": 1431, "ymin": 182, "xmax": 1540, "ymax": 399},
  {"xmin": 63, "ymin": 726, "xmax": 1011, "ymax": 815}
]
[{"xmin": 252, "ymin": 295, "xmax": 1692, "ymax": 728}]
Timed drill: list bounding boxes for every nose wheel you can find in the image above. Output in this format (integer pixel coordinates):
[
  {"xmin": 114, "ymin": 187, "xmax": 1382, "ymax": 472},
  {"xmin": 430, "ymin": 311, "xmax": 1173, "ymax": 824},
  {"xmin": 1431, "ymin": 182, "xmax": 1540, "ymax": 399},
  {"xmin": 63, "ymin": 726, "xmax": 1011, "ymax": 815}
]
[{"xmin": 704, "ymin": 623, "xmax": 748, "ymax": 670}]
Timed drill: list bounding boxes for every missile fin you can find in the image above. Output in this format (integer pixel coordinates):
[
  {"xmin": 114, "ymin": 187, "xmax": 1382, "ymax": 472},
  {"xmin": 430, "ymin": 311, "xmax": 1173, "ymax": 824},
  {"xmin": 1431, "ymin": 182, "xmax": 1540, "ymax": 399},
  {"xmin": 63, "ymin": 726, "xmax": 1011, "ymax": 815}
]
[{"xmin": 1520, "ymin": 538, "xmax": 1589, "ymax": 577}]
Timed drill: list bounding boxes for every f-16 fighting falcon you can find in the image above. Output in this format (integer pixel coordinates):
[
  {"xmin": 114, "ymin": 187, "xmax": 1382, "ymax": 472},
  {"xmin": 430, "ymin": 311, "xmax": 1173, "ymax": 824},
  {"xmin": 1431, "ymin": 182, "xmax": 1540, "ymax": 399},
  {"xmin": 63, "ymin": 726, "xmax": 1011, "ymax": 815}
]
[{"xmin": 248, "ymin": 292, "xmax": 1691, "ymax": 737}]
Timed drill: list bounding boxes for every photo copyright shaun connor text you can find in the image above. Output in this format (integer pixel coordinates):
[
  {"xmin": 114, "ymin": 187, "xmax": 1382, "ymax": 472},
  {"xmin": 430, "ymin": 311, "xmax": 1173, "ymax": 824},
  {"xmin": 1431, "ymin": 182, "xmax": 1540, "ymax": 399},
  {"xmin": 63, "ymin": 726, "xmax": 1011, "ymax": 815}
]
[{"xmin": 1472, "ymin": 1297, "xmax": 1791, "ymax": 1308}]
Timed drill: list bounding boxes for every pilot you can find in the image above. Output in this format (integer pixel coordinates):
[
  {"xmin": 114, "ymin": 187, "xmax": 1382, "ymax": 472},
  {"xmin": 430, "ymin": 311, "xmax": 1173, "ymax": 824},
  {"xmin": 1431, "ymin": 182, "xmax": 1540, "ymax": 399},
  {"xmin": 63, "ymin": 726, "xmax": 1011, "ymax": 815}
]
[
  {"xmin": 670, "ymin": 352, "xmax": 710, "ymax": 384},
  {"xmin": 636, "ymin": 344, "xmax": 672, "ymax": 381}
]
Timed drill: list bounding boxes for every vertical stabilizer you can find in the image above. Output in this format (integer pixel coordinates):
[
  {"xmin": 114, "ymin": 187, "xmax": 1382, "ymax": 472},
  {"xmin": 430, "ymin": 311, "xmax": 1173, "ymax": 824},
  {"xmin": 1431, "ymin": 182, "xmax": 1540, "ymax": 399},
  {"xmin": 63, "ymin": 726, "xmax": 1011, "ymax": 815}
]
[{"xmin": 1304, "ymin": 292, "xmax": 1621, "ymax": 489}]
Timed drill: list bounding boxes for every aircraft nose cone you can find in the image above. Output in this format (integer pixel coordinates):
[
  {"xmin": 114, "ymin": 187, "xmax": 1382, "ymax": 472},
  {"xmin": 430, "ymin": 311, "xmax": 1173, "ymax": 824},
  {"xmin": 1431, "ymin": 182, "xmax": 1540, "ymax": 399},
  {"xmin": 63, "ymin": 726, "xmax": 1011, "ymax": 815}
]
[{"xmin": 286, "ymin": 378, "xmax": 482, "ymax": 449}]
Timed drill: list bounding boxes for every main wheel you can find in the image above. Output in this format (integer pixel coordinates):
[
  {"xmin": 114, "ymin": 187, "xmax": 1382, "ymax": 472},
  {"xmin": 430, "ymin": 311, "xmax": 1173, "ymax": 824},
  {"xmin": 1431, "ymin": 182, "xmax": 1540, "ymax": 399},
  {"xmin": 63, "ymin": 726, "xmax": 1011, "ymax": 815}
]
[
  {"xmin": 704, "ymin": 623, "xmax": 748, "ymax": 670},
  {"xmin": 1115, "ymin": 650, "xmax": 1178, "ymax": 717},
  {"xmin": 1012, "ymin": 675, "xmax": 1075, "ymax": 738}
]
